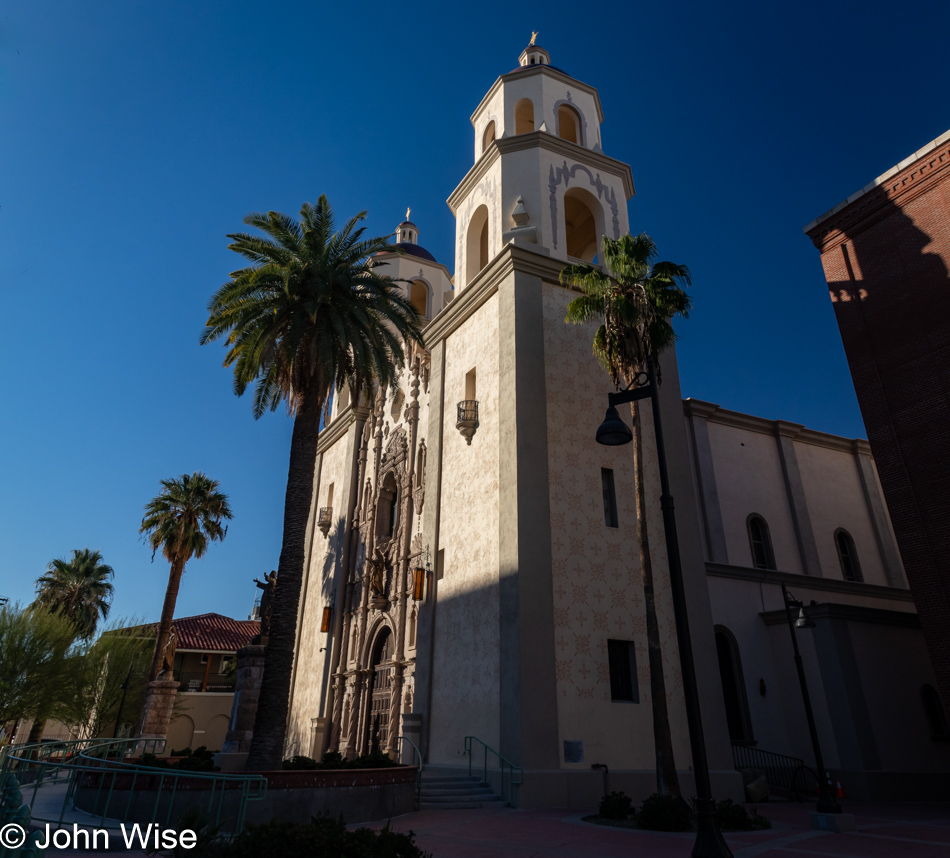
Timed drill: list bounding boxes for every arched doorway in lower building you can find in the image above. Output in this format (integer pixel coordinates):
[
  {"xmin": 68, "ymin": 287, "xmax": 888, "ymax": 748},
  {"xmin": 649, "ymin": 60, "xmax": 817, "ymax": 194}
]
[{"xmin": 366, "ymin": 627, "xmax": 394, "ymax": 753}]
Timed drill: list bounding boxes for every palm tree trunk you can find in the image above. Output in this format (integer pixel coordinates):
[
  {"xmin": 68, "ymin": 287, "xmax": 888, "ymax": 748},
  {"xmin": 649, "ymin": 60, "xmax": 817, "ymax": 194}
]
[
  {"xmin": 27, "ymin": 719, "xmax": 47, "ymax": 744},
  {"xmin": 146, "ymin": 557, "xmax": 186, "ymax": 683},
  {"xmin": 632, "ymin": 400, "xmax": 682, "ymax": 798},
  {"xmin": 246, "ymin": 391, "xmax": 323, "ymax": 771}
]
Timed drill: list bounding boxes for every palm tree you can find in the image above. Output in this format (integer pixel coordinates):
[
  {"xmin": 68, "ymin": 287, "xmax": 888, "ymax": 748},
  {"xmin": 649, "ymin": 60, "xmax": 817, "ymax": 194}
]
[
  {"xmin": 139, "ymin": 472, "xmax": 232, "ymax": 686},
  {"xmin": 27, "ymin": 548, "xmax": 115, "ymax": 741},
  {"xmin": 201, "ymin": 195, "xmax": 423, "ymax": 771},
  {"xmin": 34, "ymin": 548, "xmax": 114, "ymax": 641},
  {"xmin": 562, "ymin": 233, "xmax": 691, "ymax": 799}
]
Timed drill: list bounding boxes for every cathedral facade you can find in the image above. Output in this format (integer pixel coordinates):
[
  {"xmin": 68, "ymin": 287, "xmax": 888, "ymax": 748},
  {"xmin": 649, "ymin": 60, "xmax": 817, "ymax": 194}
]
[{"xmin": 285, "ymin": 43, "xmax": 949, "ymax": 807}]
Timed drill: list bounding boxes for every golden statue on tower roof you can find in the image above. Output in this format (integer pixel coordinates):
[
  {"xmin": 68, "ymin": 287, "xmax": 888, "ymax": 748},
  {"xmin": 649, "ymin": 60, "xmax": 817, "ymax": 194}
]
[
  {"xmin": 406, "ymin": 207, "xmax": 411, "ymax": 221},
  {"xmin": 530, "ymin": 31, "xmax": 539, "ymax": 45}
]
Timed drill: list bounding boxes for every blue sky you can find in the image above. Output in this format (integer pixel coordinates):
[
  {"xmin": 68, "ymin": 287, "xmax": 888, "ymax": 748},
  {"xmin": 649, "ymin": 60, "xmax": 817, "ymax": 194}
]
[{"xmin": 1, "ymin": 1, "xmax": 946, "ymax": 624}]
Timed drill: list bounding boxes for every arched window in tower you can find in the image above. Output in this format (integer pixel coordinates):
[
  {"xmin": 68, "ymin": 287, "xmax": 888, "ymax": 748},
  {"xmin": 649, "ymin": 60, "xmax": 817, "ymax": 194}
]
[
  {"xmin": 715, "ymin": 626, "xmax": 753, "ymax": 742},
  {"xmin": 835, "ymin": 529, "xmax": 863, "ymax": 582},
  {"xmin": 563, "ymin": 187, "xmax": 600, "ymax": 262},
  {"xmin": 466, "ymin": 205, "xmax": 490, "ymax": 284},
  {"xmin": 410, "ymin": 280, "xmax": 429, "ymax": 319},
  {"xmin": 921, "ymin": 684, "xmax": 950, "ymax": 738},
  {"xmin": 558, "ymin": 104, "xmax": 581, "ymax": 145},
  {"xmin": 482, "ymin": 121, "xmax": 495, "ymax": 154},
  {"xmin": 747, "ymin": 514, "xmax": 776, "ymax": 570},
  {"xmin": 515, "ymin": 98, "xmax": 534, "ymax": 134}
]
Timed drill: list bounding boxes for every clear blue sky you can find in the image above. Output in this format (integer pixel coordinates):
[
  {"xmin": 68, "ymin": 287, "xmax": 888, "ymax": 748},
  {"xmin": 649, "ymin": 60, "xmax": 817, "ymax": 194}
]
[{"xmin": 1, "ymin": 1, "xmax": 946, "ymax": 624}]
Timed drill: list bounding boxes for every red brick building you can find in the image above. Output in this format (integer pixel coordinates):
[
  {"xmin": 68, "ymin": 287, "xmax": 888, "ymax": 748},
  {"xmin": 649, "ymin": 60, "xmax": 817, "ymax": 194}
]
[{"xmin": 805, "ymin": 130, "xmax": 950, "ymax": 716}]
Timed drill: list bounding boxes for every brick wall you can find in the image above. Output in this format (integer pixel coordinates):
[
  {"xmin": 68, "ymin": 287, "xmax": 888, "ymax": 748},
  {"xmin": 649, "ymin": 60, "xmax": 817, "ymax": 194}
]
[{"xmin": 806, "ymin": 135, "xmax": 950, "ymax": 714}]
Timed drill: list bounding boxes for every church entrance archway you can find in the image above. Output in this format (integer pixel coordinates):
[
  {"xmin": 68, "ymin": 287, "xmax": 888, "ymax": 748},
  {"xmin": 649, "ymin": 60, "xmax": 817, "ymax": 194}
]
[{"xmin": 366, "ymin": 627, "xmax": 394, "ymax": 753}]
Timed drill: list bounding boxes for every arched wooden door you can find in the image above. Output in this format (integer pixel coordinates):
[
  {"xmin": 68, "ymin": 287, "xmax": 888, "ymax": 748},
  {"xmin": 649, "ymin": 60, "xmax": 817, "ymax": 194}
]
[{"xmin": 366, "ymin": 628, "xmax": 394, "ymax": 753}]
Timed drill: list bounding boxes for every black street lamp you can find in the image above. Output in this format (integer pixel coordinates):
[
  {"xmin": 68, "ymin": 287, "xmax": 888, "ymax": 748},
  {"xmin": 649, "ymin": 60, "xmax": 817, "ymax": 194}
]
[
  {"xmin": 780, "ymin": 584, "xmax": 841, "ymax": 815},
  {"xmin": 596, "ymin": 356, "xmax": 732, "ymax": 858}
]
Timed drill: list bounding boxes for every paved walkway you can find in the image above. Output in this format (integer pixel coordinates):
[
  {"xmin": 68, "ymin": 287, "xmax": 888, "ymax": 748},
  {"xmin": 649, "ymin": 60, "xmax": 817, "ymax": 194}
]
[{"xmin": 365, "ymin": 801, "xmax": 950, "ymax": 858}]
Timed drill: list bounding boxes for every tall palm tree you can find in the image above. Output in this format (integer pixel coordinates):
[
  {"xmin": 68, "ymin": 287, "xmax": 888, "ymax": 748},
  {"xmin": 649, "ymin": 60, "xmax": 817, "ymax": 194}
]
[
  {"xmin": 27, "ymin": 548, "xmax": 115, "ymax": 741},
  {"xmin": 201, "ymin": 195, "xmax": 423, "ymax": 771},
  {"xmin": 34, "ymin": 548, "xmax": 114, "ymax": 641},
  {"xmin": 562, "ymin": 233, "xmax": 691, "ymax": 799},
  {"xmin": 139, "ymin": 472, "xmax": 232, "ymax": 686}
]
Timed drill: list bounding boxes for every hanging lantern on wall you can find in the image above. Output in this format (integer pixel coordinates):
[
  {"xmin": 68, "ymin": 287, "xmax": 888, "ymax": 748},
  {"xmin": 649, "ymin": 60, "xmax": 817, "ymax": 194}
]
[
  {"xmin": 412, "ymin": 567, "xmax": 425, "ymax": 601},
  {"xmin": 320, "ymin": 605, "xmax": 332, "ymax": 633}
]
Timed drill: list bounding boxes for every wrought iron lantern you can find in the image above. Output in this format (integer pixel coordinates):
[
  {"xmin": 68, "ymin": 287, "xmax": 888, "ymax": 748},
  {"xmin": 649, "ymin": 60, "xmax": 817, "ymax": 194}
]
[
  {"xmin": 456, "ymin": 400, "xmax": 479, "ymax": 445},
  {"xmin": 318, "ymin": 506, "xmax": 332, "ymax": 538},
  {"xmin": 412, "ymin": 567, "xmax": 425, "ymax": 601},
  {"xmin": 320, "ymin": 605, "xmax": 332, "ymax": 633}
]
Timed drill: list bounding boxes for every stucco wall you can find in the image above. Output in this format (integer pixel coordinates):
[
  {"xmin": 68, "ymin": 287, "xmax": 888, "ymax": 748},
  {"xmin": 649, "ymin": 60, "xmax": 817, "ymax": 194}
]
[
  {"xmin": 428, "ymin": 293, "xmax": 500, "ymax": 765},
  {"xmin": 540, "ymin": 283, "xmax": 688, "ymax": 771}
]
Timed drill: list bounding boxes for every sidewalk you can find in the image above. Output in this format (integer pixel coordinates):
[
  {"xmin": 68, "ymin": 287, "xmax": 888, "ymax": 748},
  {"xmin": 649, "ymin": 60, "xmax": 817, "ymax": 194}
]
[{"xmin": 366, "ymin": 800, "xmax": 950, "ymax": 857}]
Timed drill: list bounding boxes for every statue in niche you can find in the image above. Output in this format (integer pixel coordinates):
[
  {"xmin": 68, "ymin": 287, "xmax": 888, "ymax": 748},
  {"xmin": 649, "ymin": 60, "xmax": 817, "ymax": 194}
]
[
  {"xmin": 252, "ymin": 570, "xmax": 278, "ymax": 644},
  {"xmin": 367, "ymin": 547, "xmax": 389, "ymax": 608}
]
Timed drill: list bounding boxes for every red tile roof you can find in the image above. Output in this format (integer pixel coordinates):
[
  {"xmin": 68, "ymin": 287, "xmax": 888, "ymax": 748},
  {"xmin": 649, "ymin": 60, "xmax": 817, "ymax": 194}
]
[{"xmin": 172, "ymin": 613, "xmax": 260, "ymax": 652}]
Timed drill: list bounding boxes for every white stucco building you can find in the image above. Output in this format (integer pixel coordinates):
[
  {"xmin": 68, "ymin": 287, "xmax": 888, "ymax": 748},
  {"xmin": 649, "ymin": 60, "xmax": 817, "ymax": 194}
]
[{"xmin": 285, "ymin": 42, "xmax": 950, "ymax": 807}]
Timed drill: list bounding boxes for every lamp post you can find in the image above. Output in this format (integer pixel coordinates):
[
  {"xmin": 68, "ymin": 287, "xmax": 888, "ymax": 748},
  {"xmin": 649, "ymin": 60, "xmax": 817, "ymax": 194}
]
[
  {"xmin": 596, "ymin": 356, "xmax": 732, "ymax": 858},
  {"xmin": 780, "ymin": 584, "xmax": 841, "ymax": 814}
]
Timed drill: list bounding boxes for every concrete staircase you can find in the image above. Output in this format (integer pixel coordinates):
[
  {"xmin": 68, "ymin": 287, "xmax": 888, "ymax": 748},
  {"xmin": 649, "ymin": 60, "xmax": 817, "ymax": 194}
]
[{"xmin": 419, "ymin": 773, "xmax": 505, "ymax": 810}]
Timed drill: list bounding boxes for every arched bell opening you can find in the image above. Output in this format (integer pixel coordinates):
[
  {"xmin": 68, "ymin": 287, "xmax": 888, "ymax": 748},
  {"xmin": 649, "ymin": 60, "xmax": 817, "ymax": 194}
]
[
  {"xmin": 515, "ymin": 98, "xmax": 534, "ymax": 134},
  {"xmin": 557, "ymin": 104, "xmax": 582, "ymax": 145},
  {"xmin": 563, "ymin": 186, "xmax": 603, "ymax": 262},
  {"xmin": 466, "ymin": 204, "xmax": 490, "ymax": 285},
  {"xmin": 409, "ymin": 279, "xmax": 430, "ymax": 319},
  {"xmin": 482, "ymin": 120, "xmax": 496, "ymax": 154}
]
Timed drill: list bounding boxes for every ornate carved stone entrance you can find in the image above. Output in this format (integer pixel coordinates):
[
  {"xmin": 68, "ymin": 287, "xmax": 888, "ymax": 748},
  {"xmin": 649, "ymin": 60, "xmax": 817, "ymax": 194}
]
[{"xmin": 366, "ymin": 628, "xmax": 394, "ymax": 753}]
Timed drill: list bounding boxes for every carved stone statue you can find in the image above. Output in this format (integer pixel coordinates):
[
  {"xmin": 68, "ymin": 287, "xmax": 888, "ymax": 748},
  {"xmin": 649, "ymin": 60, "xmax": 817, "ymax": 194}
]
[
  {"xmin": 367, "ymin": 548, "xmax": 387, "ymax": 600},
  {"xmin": 158, "ymin": 627, "xmax": 177, "ymax": 678},
  {"xmin": 253, "ymin": 570, "xmax": 278, "ymax": 643}
]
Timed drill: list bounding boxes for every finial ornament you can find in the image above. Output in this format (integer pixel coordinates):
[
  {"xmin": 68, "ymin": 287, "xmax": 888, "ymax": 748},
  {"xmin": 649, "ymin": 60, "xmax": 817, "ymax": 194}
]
[
  {"xmin": 406, "ymin": 207, "xmax": 411, "ymax": 221},
  {"xmin": 530, "ymin": 31, "xmax": 538, "ymax": 45}
]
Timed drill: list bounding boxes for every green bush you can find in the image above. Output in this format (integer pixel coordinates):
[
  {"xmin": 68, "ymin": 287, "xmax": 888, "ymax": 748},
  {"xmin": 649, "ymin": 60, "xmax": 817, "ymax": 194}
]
[
  {"xmin": 140, "ymin": 746, "xmax": 217, "ymax": 772},
  {"xmin": 197, "ymin": 815, "xmax": 430, "ymax": 858},
  {"xmin": 280, "ymin": 750, "xmax": 400, "ymax": 771},
  {"xmin": 637, "ymin": 793, "xmax": 693, "ymax": 832},
  {"xmin": 715, "ymin": 799, "xmax": 771, "ymax": 831},
  {"xmin": 598, "ymin": 791, "xmax": 633, "ymax": 820}
]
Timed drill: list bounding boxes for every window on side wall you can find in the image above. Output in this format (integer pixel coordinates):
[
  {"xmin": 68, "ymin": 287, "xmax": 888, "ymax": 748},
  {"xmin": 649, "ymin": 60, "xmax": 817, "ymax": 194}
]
[
  {"xmin": 607, "ymin": 639, "xmax": 639, "ymax": 702},
  {"xmin": 747, "ymin": 514, "xmax": 776, "ymax": 570}
]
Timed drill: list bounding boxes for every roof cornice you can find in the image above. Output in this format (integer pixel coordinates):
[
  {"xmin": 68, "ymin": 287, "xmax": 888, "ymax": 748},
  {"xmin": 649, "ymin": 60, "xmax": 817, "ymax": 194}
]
[
  {"xmin": 317, "ymin": 404, "xmax": 370, "ymax": 454},
  {"xmin": 706, "ymin": 562, "xmax": 913, "ymax": 602},
  {"xmin": 470, "ymin": 66, "xmax": 605, "ymax": 126},
  {"xmin": 447, "ymin": 132, "xmax": 634, "ymax": 213}
]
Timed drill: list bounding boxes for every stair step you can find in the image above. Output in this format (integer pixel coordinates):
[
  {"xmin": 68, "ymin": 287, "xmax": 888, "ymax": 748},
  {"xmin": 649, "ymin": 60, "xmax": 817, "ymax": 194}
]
[
  {"xmin": 420, "ymin": 776, "xmax": 480, "ymax": 784},
  {"xmin": 419, "ymin": 800, "xmax": 506, "ymax": 810},
  {"xmin": 420, "ymin": 785, "xmax": 493, "ymax": 795},
  {"xmin": 420, "ymin": 792, "xmax": 495, "ymax": 802}
]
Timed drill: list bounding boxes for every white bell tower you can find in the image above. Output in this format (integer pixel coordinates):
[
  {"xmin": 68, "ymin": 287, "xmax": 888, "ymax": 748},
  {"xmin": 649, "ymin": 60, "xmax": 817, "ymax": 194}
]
[{"xmin": 447, "ymin": 40, "xmax": 635, "ymax": 292}]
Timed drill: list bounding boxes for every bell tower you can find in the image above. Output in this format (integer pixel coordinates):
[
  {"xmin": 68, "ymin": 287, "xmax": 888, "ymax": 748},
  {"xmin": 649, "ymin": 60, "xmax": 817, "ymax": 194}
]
[{"xmin": 448, "ymin": 40, "xmax": 635, "ymax": 291}]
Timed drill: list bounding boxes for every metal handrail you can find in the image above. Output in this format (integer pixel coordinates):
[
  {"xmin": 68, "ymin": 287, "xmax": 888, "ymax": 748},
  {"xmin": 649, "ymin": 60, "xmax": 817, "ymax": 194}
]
[
  {"xmin": 464, "ymin": 736, "xmax": 523, "ymax": 806},
  {"xmin": 2, "ymin": 738, "xmax": 267, "ymax": 836},
  {"xmin": 731, "ymin": 742, "xmax": 810, "ymax": 800},
  {"xmin": 393, "ymin": 736, "xmax": 423, "ymax": 809}
]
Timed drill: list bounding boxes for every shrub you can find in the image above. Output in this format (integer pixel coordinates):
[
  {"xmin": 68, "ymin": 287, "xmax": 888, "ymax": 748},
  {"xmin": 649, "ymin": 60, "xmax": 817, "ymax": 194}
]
[
  {"xmin": 637, "ymin": 793, "xmax": 693, "ymax": 832},
  {"xmin": 197, "ymin": 815, "xmax": 430, "ymax": 858},
  {"xmin": 715, "ymin": 799, "xmax": 771, "ymax": 831},
  {"xmin": 281, "ymin": 755, "xmax": 317, "ymax": 770},
  {"xmin": 598, "ymin": 791, "xmax": 633, "ymax": 820}
]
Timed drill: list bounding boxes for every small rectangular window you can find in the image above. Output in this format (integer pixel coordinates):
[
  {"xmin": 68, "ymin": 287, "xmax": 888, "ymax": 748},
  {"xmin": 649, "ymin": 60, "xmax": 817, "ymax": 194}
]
[
  {"xmin": 437, "ymin": 548, "xmax": 445, "ymax": 581},
  {"xmin": 607, "ymin": 639, "xmax": 638, "ymax": 702},
  {"xmin": 327, "ymin": 482, "xmax": 334, "ymax": 508},
  {"xmin": 465, "ymin": 367, "xmax": 477, "ymax": 401},
  {"xmin": 602, "ymin": 468, "xmax": 618, "ymax": 528}
]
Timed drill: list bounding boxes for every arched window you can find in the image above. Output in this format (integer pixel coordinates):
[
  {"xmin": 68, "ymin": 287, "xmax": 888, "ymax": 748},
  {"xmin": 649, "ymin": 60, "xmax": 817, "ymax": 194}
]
[
  {"xmin": 409, "ymin": 608, "xmax": 417, "ymax": 648},
  {"xmin": 563, "ymin": 187, "xmax": 600, "ymax": 261},
  {"xmin": 558, "ymin": 104, "xmax": 582, "ymax": 145},
  {"xmin": 409, "ymin": 280, "xmax": 429, "ymax": 319},
  {"xmin": 466, "ymin": 204, "xmax": 489, "ymax": 284},
  {"xmin": 921, "ymin": 685, "xmax": 950, "ymax": 738},
  {"xmin": 715, "ymin": 626, "xmax": 753, "ymax": 742},
  {"xmin": 835, "ymin": 529, "xmax": 863, "ymax": 582},
  {"xmin": 377, "ymin": 472, "xmax": 399, "ymax": 539},
  {"xmin": 515, "ymin": 98, "xmax": 534, "ymax": 134},
  {"xmin": 747, "ymin": 514, "xmax": 775, "ymax": 570},
  {"xmin": 482, "ymin": 120, "xmax": 495, "ymax": 154}
]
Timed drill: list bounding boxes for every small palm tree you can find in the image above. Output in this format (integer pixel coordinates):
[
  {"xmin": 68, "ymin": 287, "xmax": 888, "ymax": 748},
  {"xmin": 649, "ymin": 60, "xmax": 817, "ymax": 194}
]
[
  {"xmin": 34, "ymin": 548, "xmax": 114, "ymax": 641},
  {"xmin": 139, "ymin": 472, "xmax": 232, "ymax": 685},
  {"xmin": 562, "ymin": 233, "xmax": 691, "ymax": 799},
  {"xmin": 201, "ymin": 195, "xmax": 423, "ymax": 771}
]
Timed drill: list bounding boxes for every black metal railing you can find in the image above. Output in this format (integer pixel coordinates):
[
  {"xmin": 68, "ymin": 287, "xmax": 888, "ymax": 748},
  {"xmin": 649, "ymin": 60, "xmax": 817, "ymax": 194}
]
[
  {"xmin": 731, "ymin": 743, "xmax": 815, "ymax": 799},
  {"xmin": 174, "ymin": 671, "xmax": 236, "ymax": 693},
  {"xmin": 457, "ymin": 400, "xmax": 478, "ymax": 423}
]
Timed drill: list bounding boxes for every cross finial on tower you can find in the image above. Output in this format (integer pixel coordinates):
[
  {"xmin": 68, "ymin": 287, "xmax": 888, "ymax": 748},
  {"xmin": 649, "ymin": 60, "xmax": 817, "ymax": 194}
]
[{"xmin": 530, "ymin": 30, "xmax": 539, "ymax": 45}]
